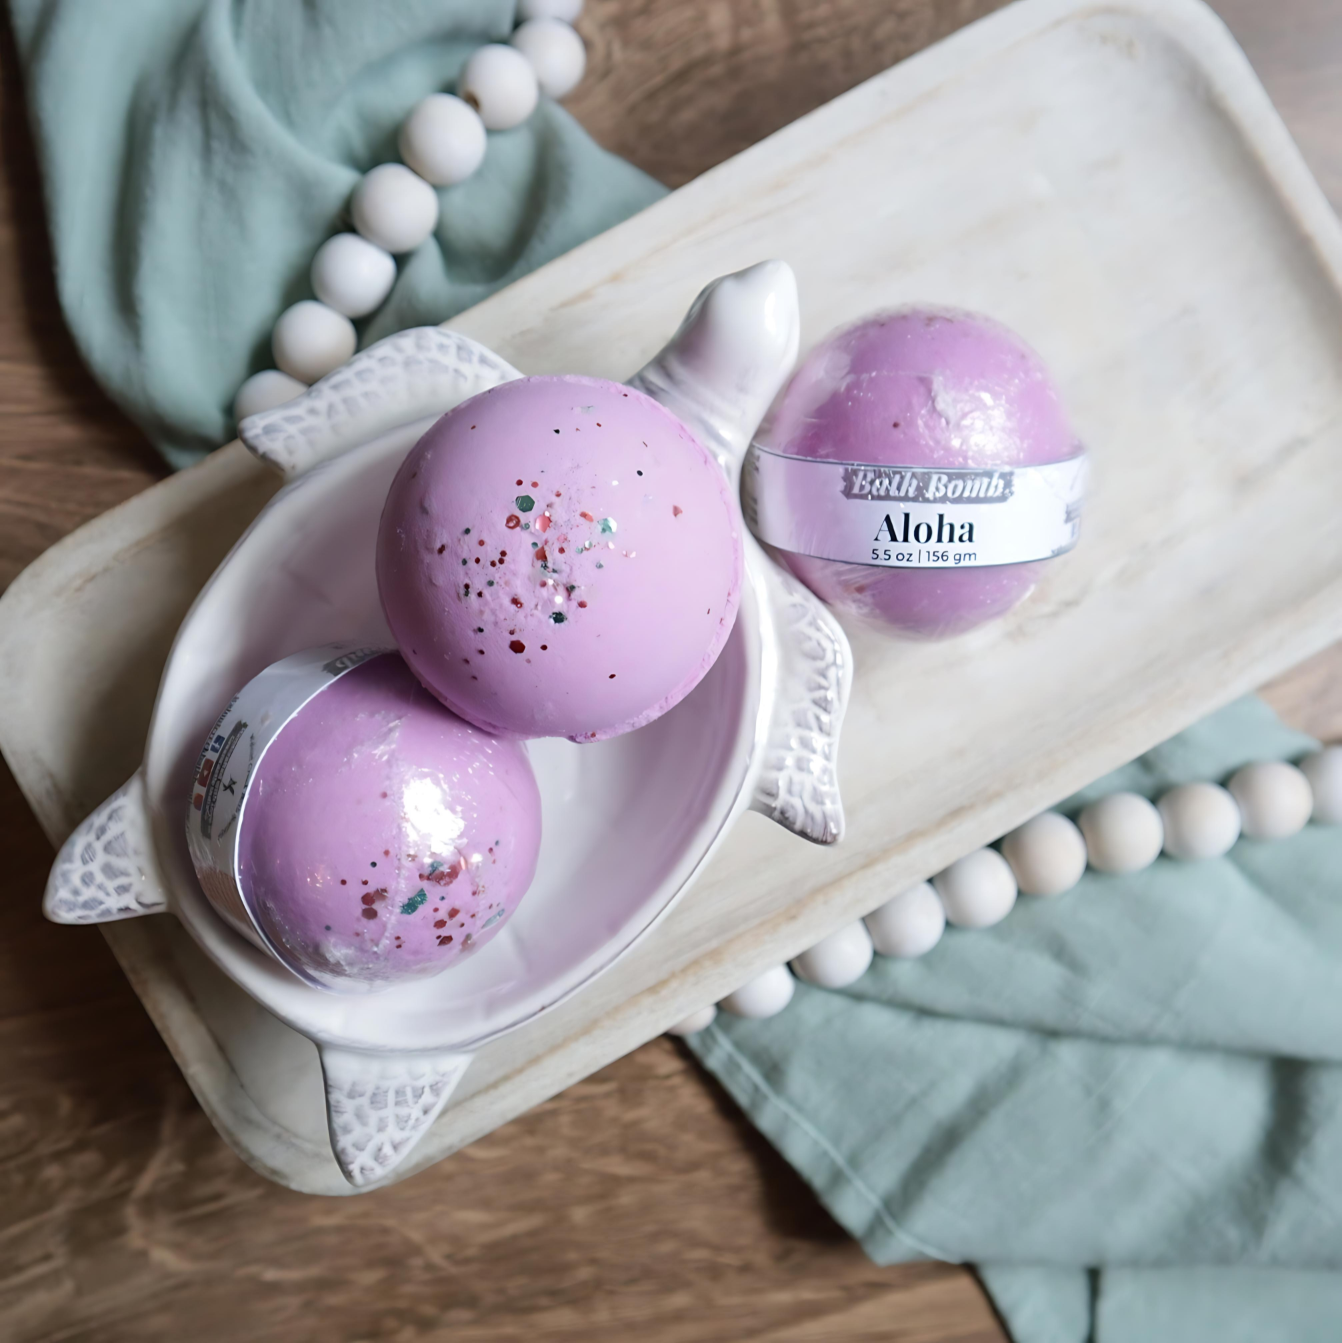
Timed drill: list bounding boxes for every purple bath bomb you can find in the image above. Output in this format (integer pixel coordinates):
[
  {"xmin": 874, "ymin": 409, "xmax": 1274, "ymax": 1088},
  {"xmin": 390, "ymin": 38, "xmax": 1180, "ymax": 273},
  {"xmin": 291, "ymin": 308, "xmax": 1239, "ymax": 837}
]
[
  {"xmin": 236, "ymin": 653, "xmax": 541, "ymax": 991},
  {"xmin": 756, "ymin": 307, "xmax": 1082, "ymax": 638},
  {"xmin": 377, "ymin": 375, "xmax": 744, "ymax": 741}
]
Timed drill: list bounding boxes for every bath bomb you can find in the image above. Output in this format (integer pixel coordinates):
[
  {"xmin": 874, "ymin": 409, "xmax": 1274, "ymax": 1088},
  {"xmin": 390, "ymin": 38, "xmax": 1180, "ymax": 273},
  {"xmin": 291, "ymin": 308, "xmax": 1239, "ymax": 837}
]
[
  {"xmin": 749, "ymin": 307, "xmax": 1083, "ymax": 638},
  {"xmin": 232, "ymin": 653, "xmax": 541, "ymax": 991},
  {"xmin": 377, "ymin": 375, "xmax": 744, "ymax": 740}
]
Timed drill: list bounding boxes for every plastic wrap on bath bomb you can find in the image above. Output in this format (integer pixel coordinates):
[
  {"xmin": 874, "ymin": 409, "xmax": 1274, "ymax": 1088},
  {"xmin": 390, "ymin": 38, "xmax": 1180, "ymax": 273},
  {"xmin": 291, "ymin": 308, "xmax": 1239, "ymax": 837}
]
[
  {"xmin": 377, "ymin": 375, "xmax": 744, "ymax": 741},
  {"xmin": 186, "ymin": 647, "xmax": 541, "ymax": 993},
  {"xmin": 744, "ymin": 307, "xmax": 1086, "ymax": 638}
]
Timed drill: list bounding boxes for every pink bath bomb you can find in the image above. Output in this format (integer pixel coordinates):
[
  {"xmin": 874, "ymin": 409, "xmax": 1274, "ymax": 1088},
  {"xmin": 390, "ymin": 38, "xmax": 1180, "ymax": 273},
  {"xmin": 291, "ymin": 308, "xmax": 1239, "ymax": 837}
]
[
  {"xmin": 756, "ymin": 307, "xmax": 1081, "ymax": 638},
  {"xmin": 377, "ymin": 375, "xmax": 744, "ymax": 741},
  {"xmin": 237, "ymin": 654, "xmax": 541, "ymax": 991}
]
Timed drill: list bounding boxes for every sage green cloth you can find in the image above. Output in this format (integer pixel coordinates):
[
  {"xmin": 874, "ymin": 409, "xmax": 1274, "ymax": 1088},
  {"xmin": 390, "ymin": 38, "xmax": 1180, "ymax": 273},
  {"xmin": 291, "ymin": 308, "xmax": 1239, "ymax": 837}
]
[
  {"xmin": 689, "ymin": 696, "xmax": 1342, "ymax": 1342},
  {"xmin": 9, "ymin": 0, "xmax": 665, "ymax": 467}
]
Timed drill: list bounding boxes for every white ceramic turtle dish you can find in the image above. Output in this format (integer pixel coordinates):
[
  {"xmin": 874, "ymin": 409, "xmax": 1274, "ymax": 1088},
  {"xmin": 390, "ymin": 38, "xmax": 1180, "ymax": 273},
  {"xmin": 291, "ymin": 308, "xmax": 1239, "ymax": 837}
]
[{"xmin": 42, "ymin": 262, "xmax": 852, "ymax": 1187}]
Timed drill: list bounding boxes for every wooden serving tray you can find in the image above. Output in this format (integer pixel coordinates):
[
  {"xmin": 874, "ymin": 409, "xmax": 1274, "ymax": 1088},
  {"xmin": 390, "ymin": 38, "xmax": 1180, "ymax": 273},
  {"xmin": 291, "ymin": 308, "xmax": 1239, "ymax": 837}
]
[{"xmin": 4, "ymin": 0, "xmax": 1342, "ymax": 1193}]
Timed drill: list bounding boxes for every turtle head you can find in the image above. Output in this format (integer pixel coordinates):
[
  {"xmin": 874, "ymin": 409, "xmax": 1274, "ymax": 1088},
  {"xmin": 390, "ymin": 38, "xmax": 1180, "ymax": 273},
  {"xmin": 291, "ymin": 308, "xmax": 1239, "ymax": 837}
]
[{"xmin": 629, "ymin": 259, "xmax": 800, "ymax": 477}]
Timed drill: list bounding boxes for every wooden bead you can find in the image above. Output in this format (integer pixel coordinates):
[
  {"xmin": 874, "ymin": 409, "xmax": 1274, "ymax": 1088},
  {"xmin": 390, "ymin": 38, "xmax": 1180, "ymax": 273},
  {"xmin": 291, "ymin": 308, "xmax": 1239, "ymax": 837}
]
[
  {"xmin": 459, "ymin": 44, "xmax": 539, "ymax": 131},
  {"xmin": 1158, "ymin": 782, "xmax": 1241, "ymax": 860},
  {"xmin": 271, "ymin": 301, "xmax": 356, "ymax": 384},
  {"xmin": 517, "ymin": 0, "xmax": 583, "ymax": 20},
  {"xmin": 864, "ymin": 882, "xmax": 944, "ymax": 958},
  {"xmin": 1000, "ymin": 811, "xmax": 1087, "ymax": 897},
  {"xmin": 398, "ymin": 93, "xmax": 487, "ymax": 186},
  {"xmin": 1226, "ymin": 760, "xmax": 1313, "ymax": 839},
  {"xmin": 1078, "ymin": 792, "xmax": 1163, "ymax": 873},
  {"xmin": 933, "ymin": 848, "xmax": 1017, "ymax": 929},
  {"xmin": 512, "ymin": 18, "xmax": 587, "ymax": 99},
  {"xmin": 791, "ymin": 922, "xmax": 874, "ymax": 989},
  {"xmin": 1301, "ymin": 747, "xmax": 1342, "ymax": 824},
  {"xmin": 310, "ymin": 233, "xmax": 396, "ymax": 318},
  {"xmin": 350, "ymin": 163, "xmax": 440, "ymax": 254},
  {"xmin": 665, "ymin": 1005, "xmax": 716, "ymax": 1037},
  {"xmin": 233, "ymin": 369, "xmax": 306, "ymax": 423},
  {"xmin": 719, "ymin": 966, "xmax": 795, "ymax": 1019}
]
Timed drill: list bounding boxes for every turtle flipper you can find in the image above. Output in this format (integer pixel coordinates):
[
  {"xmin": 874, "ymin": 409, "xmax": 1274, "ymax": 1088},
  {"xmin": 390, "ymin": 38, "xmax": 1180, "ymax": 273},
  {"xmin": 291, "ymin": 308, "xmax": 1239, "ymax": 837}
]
[
  {"xmin": 320, "ymin": 1044, "xmax": 472, "ymax": 1187},
  {"xmin": 750, "ymin": 553, "xmax": 851, "ymax": 844},
  {"xmin": 239, "ymin": 327, "xmax": 521, "ymax": 480},
  {"xmin": 43, "ymin": 771, "xmax": 168, "ymax": 923}
]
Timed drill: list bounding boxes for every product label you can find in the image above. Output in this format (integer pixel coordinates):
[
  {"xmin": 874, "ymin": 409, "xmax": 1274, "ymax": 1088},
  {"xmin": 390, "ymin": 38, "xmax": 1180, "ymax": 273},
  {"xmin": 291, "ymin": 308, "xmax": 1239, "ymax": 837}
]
[
  {"xmin": 743, "ymin": 446, "xmax": 1087, "ymax": 568},
  {"xmin": 185, "ymin": 644, "xmax": 390, "ymax": 950}
]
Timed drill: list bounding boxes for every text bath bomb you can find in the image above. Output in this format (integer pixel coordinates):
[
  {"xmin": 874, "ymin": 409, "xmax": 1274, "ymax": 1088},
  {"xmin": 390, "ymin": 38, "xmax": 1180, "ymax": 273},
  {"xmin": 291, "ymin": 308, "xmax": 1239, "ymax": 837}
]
[
  {"xmin": 747, "ymin": 307, "xmax": 1084, "ymax": 639},
  {"xmin": 233, "ymin": 653, "xmax": 541, "ymax": 992},
  {"xmin": 377, "ymin": 375, "xmax": 744, "ymax": 740}
]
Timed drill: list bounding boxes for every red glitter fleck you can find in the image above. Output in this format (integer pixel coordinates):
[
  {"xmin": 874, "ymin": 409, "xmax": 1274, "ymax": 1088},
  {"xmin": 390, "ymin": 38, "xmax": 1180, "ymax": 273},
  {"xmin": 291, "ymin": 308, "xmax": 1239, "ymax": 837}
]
[
  {"xmin": 536, "ymin": 514, "xmax": 550, "ymax": 532},
  {"xmin": 478, "ymin": 539, "xmax": 486, "ymax": 547},
  {"xmin": 531, "ymin": 481, "xmax": 539, "ymax": 487},
  {"xmin": 505, "ymin": 514, "xmax": 521, "ymax": 529},
  {"xmin": 448, "ymin": 907, "xmax": 460, "ymax": 919},
  {"xmin": 511, "ymin": 596, "xmax": 524, "ymax": 608},
  {"xmin": 516, "ymin": 479, "xmax": 524, "ymax": 486},
  {"xmin": 361, "ymin": 893, "xmax": 376, "ymax": 906},
  {"xmin": 361, "ymin": 908, "xmax": 378, "ymax": 920},
  {"xmin": 340, "ymin": 880, "xmax": 347, "ymax": 886},
  {"xmin": 609, "ymin": 673, "xmax": 617, "ymax": 679},
  {"xmin": 558, "ymin": 547, "xmax": 565, "ymax": 554},
  {"xmin": 577, "ymin": 600, "xmax": 588, "ymax": 608},
  {"xmin": 437, "ymin": 935, "xmax": 454, "ymax": 946},
  {"xmin": 509, "ymin": 639, "xmax": 526, "ymax": 653},
  {"xmin": 437, "ymin": 544, "xmax": 446, "ymax": 554},
  {"xmin": 540, "ymin": 644, "xmax": 548, "ymax": 651},
  {"xmin": 673, "ymin": 505, "xmax": 683, "ymax": 517},
  {"xmin": 580, "ymin": 511, "xmax": 594, "ymax": 522},
  {"xmin": 535, "ymin": 546, "xmax": 548, "ymax": 563},
  {"xmin": 500, "ymin": 550, "xmax": 508, "ymax": 557},
  {"xmin": 434, "ymin": 919, "xmax": 447, "ymax": 929}
]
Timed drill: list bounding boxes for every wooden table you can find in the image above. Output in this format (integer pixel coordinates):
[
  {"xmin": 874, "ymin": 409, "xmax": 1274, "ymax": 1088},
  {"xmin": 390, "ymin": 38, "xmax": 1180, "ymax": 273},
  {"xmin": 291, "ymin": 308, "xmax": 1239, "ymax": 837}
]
[{"xmin": 2, "ymin": 3, "xmax": 1340, "ymax": 1338}]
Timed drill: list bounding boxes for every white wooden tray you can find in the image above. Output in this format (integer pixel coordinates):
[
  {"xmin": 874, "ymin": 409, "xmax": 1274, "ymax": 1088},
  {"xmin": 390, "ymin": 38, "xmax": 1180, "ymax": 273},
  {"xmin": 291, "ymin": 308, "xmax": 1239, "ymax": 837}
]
[{"xmin": 5, "ymin": 0, "xmax": 1342, "ymax": 1194}]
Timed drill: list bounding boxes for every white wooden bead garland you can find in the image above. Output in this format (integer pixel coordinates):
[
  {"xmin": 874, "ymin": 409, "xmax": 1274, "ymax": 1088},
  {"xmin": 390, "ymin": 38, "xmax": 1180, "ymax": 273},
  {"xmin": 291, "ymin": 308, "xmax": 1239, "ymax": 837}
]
[
  {"xmin": 668, "ymin": 744, "xmax": 1342, "ymax": 1033},
  {"xmin": 234, "ymin": 4, "xmax": 589, "ymax": 425}
]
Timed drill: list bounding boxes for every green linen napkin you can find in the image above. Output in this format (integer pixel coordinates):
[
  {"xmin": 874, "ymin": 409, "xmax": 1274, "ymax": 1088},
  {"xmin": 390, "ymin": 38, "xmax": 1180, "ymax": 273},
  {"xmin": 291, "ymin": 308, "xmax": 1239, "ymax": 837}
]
[
  {"xmin": 8, "ymin": 0, "xmax": 666, "ymax": 467},
  {"xmin": 689, "ymin": 696, "xmax": 1342, "ymax": 1343}
]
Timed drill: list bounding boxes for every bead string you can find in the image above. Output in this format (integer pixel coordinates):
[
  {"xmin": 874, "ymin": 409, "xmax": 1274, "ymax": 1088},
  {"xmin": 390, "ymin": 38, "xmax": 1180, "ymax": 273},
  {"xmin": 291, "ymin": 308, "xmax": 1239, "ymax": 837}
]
[
  {"xmin": 668, "ymin": 743, "xmax": 1342, "ymax": 1034},
  {"xmin": 233, "ymin": 0, "xmax": 587, "ymax": 424}
]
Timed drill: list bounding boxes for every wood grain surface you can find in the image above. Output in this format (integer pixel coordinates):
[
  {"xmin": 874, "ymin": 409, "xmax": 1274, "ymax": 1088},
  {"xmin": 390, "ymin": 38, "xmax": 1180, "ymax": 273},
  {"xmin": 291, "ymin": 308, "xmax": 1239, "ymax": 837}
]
[{"xmin": 1, "ymin": 2, "xmax": 1340, "ymax": 1340}]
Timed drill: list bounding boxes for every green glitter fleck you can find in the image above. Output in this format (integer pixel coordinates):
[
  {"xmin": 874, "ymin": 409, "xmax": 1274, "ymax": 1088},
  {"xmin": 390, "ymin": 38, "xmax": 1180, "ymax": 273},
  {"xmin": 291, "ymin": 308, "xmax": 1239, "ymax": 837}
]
[
  {"xmin": 596, "ymin": 561, "xmax": 604, "ymax": 569},
  {"xmin": 464, "ymin": 528, "xmax": 471, "ymax": 534},
  {"xmin": 550, "ymin": 611, "xmax": 566, "ymax": 624},
  {"xmin": 515, "ymin": 495, "xmax": 535, "ymax": 512},
  {"xmin": 400, "ymin": 889, "xmax": 428, "ymax": 916},
  {"xmin": 487, "ymin": 580, "xmax": 495, "ymax": 586},
  {"xmin": 600, "ymin": 517, "xmax": 617, "ymax": 534}
]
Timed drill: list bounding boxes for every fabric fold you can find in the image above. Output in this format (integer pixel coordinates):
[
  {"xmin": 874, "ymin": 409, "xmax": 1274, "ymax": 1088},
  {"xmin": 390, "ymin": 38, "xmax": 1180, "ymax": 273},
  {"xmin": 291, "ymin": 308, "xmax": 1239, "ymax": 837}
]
[
  {"xmin": 689, "ymin": 696, "xmax": 1342, "ymax": 1341},
  {"xmin": 9, "ymin": 0, "xmax": 666, "ymax": 466}
]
